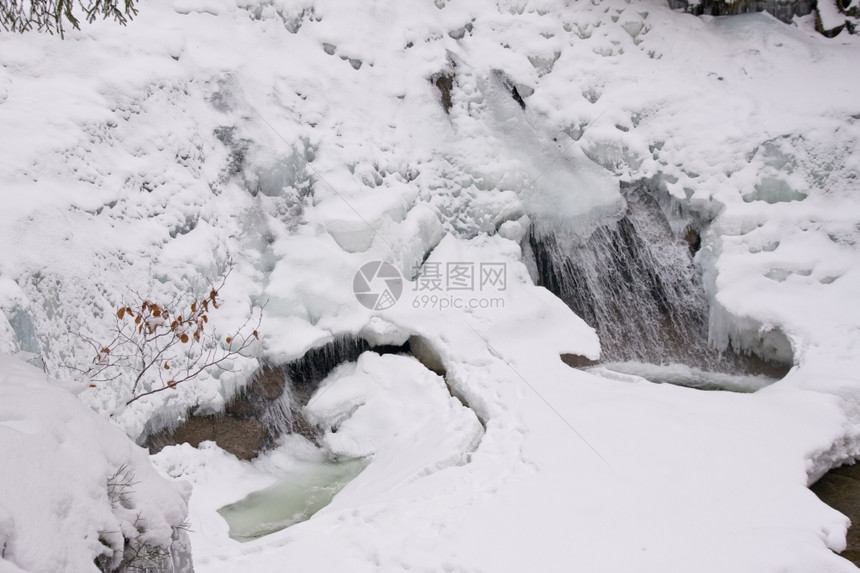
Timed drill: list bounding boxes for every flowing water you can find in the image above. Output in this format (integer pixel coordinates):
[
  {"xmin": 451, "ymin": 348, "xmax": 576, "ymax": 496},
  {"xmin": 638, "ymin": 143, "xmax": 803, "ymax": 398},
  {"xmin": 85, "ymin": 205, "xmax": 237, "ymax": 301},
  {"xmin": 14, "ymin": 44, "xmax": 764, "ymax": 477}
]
[
  {"xmin": 586, "ymin": 362, "xmax": 775, "ymax": 393},
  {"xmin": 528, "ymin": 179, "xmax": 790, "ymax": 381},
  {"xmin": 218, "ymin": 457, "xmax": 367, "ymax": 542}
]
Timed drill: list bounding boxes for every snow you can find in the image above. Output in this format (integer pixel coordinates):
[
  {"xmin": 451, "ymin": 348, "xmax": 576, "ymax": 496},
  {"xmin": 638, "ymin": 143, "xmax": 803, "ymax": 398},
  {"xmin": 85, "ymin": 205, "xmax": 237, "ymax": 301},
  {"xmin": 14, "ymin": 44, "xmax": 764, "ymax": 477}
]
[
  {"xmin": 0, "ymin": 0, "xmax": 859, "ymax": 571},
  {"xmin": 304, "ymin": 353, "xmax": 484, "ymax": 482},
  {"xmin": 0, "ymin": 356, "xmax": 190, "ymax": 573},
  {"xmin": 818, "ymin": 0, "xmax": 848, "ymax": 32}
]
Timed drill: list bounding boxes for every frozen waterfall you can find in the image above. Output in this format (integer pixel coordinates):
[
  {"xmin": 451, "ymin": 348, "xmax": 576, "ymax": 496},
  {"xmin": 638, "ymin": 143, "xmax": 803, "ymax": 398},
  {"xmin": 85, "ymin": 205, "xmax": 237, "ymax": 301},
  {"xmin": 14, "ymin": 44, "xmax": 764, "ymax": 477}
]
[{"xmin": 527, "ymin": 179, "xmax": 789, "ymax": 378}]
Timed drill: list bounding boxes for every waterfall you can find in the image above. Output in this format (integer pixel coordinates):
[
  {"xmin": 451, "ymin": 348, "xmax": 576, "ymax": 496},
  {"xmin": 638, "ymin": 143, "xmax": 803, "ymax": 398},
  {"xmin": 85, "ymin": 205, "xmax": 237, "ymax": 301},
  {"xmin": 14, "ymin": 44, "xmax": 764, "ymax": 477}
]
[
  {"xmin": 145, "ymin": 335, "xmax": 412, "ymax": 457},
  {"xmin": 283, "ymin": 336, "xmax": 371, "ymax": 405},
  {"xmin": 231, "ymin": 335, "xmax": 375, "ymax": 446},
  {"xmin": 527, "ymin": 180, "xmax": 787, "ymax": 376}
]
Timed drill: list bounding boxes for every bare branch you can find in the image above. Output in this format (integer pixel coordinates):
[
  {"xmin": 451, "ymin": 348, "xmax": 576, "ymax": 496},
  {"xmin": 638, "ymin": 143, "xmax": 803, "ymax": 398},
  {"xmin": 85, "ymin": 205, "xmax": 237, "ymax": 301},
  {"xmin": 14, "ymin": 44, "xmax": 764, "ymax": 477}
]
[{"xmin": 76, "ymin": 270, "xmax": 264, "ymax": 407}]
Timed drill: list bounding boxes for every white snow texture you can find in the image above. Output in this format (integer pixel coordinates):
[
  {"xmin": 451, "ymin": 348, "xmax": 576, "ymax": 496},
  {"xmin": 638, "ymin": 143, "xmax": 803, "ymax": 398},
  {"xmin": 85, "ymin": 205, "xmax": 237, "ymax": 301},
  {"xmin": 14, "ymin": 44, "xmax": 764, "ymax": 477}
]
[{"xmin": 1, "ymin": 0, "xmax": 860, "ymax": 571}]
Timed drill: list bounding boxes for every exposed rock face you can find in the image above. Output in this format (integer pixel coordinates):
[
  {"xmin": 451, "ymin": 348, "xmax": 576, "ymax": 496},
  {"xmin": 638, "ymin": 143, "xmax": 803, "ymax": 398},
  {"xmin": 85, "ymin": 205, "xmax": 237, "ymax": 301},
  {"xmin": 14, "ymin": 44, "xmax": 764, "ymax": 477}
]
[
  {"xmin": 150, "ymin": 415, "xmax": 268, "ymax": 461},
  {"xmin": 666, "ymin": 0, "xmax": 815, "ymax": 23}
]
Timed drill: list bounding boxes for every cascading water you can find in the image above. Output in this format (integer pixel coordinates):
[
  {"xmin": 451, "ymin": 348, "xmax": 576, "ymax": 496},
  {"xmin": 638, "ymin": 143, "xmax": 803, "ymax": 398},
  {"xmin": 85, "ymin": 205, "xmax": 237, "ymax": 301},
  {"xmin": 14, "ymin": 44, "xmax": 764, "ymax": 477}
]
[
  {"xmin": 527, "ymin": 179, "xmax": 789, "ymax": 382},
  {"xmin": 145, "ymin": 335, "xmax": 410, "ymax": 456}
]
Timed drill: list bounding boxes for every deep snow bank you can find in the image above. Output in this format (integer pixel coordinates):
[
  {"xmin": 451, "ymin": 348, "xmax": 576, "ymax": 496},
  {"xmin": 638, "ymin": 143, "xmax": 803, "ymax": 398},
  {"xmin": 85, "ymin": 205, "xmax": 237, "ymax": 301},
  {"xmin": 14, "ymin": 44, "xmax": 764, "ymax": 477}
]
[{"xmin": 0, "ymin": 356, "xmax": 191, "ymax": 573}]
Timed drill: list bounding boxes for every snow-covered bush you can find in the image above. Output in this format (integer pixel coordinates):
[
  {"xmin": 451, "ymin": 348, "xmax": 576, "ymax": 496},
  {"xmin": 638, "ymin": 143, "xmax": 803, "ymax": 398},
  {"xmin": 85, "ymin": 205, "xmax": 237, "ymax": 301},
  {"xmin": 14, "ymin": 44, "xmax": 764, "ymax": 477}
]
[{"xmin": 0, "ymin": 355, "xmax": 192, "ymax": 572}]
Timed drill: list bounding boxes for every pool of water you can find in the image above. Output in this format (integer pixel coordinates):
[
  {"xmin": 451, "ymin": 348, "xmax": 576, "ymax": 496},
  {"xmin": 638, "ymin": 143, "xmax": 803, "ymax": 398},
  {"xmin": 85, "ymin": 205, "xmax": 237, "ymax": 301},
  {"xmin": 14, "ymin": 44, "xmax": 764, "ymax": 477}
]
[{"xmin": 217, "ymin": 457, "xmax": 367, "ymax": 542}]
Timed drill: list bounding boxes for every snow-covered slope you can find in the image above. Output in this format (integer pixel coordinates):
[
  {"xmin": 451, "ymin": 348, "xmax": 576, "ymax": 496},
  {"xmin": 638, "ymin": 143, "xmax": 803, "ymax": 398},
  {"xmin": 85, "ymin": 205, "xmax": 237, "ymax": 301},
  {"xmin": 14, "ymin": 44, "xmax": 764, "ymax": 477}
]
[
  {"xmin": 0, "ymin": 356, "xmax": 190, "ymax": 573},
  {"xmin": 1, "ymin": 0, "xmax": 860, "ymax": 571}
]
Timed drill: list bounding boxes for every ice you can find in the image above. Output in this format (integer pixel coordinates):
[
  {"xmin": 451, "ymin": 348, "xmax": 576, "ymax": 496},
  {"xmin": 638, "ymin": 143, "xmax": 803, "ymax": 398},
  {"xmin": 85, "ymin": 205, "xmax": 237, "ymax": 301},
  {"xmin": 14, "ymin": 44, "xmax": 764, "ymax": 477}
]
[{"xmin": 590, "ymin": 361, "xmax": 778, "ymax": 392}]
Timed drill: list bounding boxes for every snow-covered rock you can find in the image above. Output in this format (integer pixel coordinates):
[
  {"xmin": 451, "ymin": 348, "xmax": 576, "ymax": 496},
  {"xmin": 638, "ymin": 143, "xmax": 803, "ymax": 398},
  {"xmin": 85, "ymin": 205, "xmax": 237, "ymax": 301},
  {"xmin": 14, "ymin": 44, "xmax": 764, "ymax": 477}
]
[{"xmin": 0, "ymin": 356, "xmax": 191, "ymax": 573}]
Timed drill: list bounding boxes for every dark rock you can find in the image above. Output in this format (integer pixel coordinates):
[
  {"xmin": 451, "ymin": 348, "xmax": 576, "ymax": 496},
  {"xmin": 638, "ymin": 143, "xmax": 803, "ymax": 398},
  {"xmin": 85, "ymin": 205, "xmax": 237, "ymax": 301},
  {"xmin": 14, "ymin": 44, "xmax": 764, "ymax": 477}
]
[
  {"xmin": 211, "ymin": 416, "xmax": 268, "ymax": 460},
  {"xmin": 149, "ymin": 415, "xmax": 267, "ymax": 461},
  {"xmin": 815, "ymin": 8, "xmax": 848, "ymax": 37},
  {"xmin": 667, "ymin": 0, "xmax": 814, "ymax": 23},
  {"xmin": 433, "ymin": 73, "xmax": 455, "ymax": 114},
  {"xmin": 510, "ymin": 85, "xmax": 526, "ymax": 110},
  {"xmin": 248, "ymin": 365, "xmax": 287, "ymax": 400},
  {"xmin": 223, "ymin": 393, "xmax": 259, "ymax": 418},
  {"xmin": 812, "ymin": 462, "xmax": 860, "ymax": 566},
  {"xmin": 561, "ymin": 354, "xmax": 600, "ymax": 368},
  {"xmin": 683, "ymin": 225, "xmax": 701, "ymax": 256},
  {"xmin": 491, "ymin": 70, "xmax": 527, "ymax": 110}
]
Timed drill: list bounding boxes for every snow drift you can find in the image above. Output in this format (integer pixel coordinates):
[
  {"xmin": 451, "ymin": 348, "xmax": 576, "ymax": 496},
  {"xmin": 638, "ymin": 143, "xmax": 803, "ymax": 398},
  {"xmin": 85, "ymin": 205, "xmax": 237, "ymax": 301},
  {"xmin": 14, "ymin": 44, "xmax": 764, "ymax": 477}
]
[{"xmin": 0, "ymin": 356, "xmax": 191, "ymax": 573}]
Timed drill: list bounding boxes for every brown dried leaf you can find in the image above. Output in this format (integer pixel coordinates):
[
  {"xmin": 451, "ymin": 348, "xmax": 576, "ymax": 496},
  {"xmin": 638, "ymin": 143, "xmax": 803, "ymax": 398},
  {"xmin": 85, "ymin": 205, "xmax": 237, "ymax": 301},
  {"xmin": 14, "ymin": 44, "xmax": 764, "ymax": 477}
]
[
  {"xmin": 117, "ymin": 308, "xmax": 125, "ymax": 320},
  {"xmin": 180, "ymin": 333, "xmax": 189, "ymax": 343},
  {"xmin": 163, "ymin": 362, "xmax": 170, "ymax": 370},
  {"xmin": 225, "ymin": 336, "xmax": 232, "ymax": 344}
]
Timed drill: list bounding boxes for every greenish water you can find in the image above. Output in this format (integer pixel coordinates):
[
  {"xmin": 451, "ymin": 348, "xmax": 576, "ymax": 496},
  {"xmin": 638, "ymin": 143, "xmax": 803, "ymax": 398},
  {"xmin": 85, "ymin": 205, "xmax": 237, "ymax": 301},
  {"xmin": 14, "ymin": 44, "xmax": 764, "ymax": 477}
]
[{"xmin": 218, "ymin": 458, "xmax": 367, "ymax": 542}]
